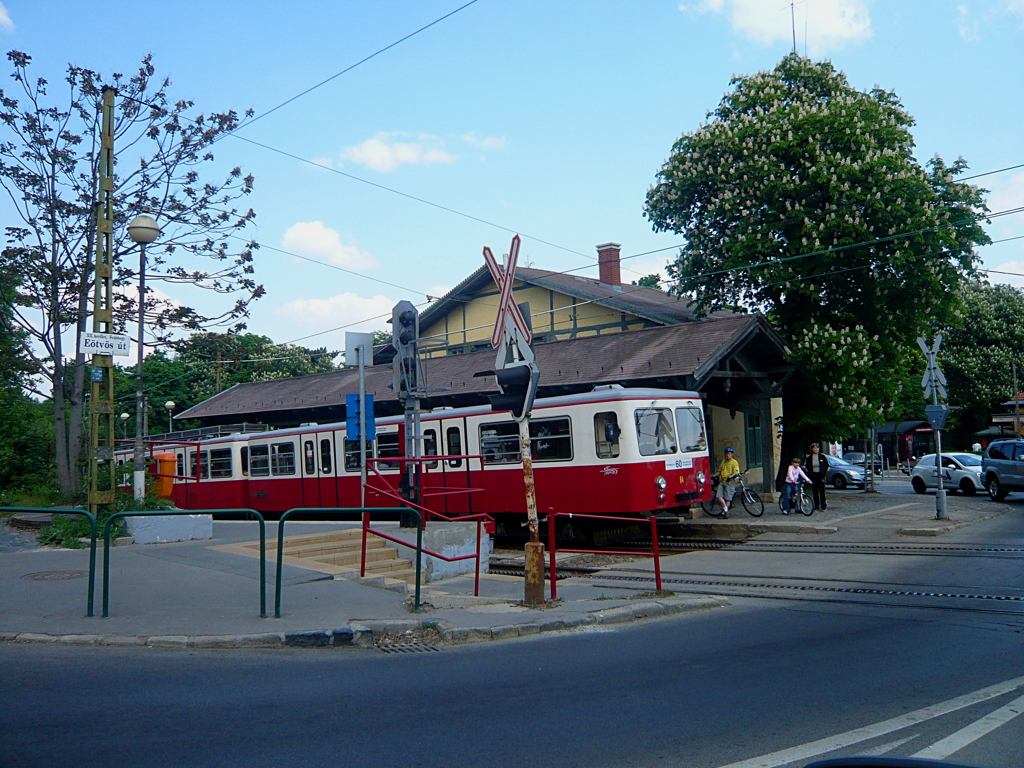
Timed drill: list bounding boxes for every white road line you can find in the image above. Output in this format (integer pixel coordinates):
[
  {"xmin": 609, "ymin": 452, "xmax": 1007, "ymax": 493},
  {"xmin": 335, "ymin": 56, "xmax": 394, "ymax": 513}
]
[
  {"xmin": 911, "ymin": 690, "xmax": 1024, "ymax": 760},
  {"xmin": 859, "ymin": 735, "xmax": 920, "ymax": 756},
  {"xmin": 712, "ymin": 674, "xmax": 1024, "ymax": 768}
]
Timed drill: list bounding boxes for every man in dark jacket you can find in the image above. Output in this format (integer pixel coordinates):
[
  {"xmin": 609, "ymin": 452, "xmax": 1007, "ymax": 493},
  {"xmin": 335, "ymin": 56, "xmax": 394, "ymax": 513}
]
[{"xmin": 803, "ymin": 443, "xmax": 830, "ymax": 511}]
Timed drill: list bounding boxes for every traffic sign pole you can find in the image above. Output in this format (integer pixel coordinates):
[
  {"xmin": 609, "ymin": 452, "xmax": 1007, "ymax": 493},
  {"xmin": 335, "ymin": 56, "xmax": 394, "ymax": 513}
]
[{"xmin": 918, "ymin": 336, "xmax": 947, "ymax": 520}]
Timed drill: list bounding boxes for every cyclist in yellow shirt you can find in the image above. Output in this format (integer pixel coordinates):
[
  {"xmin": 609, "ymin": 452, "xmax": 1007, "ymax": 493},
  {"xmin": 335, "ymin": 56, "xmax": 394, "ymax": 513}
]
[{"xmin": 714, "ymin": 447, "xmax": 741, "ymax": 518}]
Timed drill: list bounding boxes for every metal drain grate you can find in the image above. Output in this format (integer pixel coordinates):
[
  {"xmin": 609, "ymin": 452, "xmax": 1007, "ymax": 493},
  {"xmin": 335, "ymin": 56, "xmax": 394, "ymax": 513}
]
[
  {"xmin": 21, "ymin": 570, "xmax": 89, "ymax": 581},
  {"xmin": 376, "ymin": 639, "xmax": 443, "ymax": 654}
]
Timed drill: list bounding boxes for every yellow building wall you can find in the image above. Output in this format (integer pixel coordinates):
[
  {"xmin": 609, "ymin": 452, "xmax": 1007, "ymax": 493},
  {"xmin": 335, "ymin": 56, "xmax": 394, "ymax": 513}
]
[
  {"xmin": 708, "ymin": 398, "xmax": 783, "ymax": 489},
  {"xmin": 421, "ymin": 280, "xmax": 648, "ymax": 356}
]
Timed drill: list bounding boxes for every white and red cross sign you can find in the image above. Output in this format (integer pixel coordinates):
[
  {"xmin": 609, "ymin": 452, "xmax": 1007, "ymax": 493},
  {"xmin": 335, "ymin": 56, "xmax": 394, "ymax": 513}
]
[{"xmin": 483, "ymin": 235, "xmax": 533, "ymax": 359}]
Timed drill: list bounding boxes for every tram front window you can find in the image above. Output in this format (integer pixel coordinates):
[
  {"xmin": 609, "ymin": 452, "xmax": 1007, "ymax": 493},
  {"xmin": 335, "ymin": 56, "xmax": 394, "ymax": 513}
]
[
  {"xmin": 634, "ymin": 408, "xmax": 676, "ymax": 456},
  {"xmin": 674, "ymin": 407, "xmax": 707, "ymax": 453}
]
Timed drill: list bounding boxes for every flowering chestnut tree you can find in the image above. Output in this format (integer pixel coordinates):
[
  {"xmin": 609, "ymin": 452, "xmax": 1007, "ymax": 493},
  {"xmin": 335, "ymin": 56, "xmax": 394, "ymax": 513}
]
[{"xmin": 644, "ymin": 54, "xmax": 989, "ymax": 435}]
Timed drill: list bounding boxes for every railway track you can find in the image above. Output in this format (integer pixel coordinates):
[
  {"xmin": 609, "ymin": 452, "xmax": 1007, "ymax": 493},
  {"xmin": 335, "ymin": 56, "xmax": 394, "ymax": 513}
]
[{"xmin": 627, "ymin": 538, "xmax": 1024, "ymax": 558}]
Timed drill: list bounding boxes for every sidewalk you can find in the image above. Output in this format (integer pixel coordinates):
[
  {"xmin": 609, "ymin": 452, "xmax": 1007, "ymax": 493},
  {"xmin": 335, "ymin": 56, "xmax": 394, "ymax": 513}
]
[{"xmin": 1, "ymin": 489, "xmax": 1017, "ymax": 650}]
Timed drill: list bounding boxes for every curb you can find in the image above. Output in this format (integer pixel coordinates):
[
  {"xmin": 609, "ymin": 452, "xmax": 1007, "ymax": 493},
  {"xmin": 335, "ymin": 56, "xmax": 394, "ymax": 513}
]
[{"xmin": 0, "ymin": 596, "xmax": 728, "ymax": 651}]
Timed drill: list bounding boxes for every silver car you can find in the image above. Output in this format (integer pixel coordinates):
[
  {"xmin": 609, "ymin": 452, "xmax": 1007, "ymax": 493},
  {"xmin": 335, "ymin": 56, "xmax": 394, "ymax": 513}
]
[
  {"xmin": 910, "ymin": 453, "xmax": 984, "ymax": 495},
  {"xmin": 825, "ymin": 455, "xmax": 865, "ymax": 489}
]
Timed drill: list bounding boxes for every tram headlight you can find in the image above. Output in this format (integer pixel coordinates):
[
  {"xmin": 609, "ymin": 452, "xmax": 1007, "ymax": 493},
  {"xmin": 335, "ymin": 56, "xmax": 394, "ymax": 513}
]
[
  {"xmin": 697, "ymin": 471, "xmax": 706, "ymax": 485},
  {"xmin": 655, "ymin": 476, "xmax": 667, "ymax": 491}
]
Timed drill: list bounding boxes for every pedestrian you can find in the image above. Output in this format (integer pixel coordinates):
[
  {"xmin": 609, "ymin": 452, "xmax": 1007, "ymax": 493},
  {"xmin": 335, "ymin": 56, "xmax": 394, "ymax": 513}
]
[
  {"xmin": 972, "ymin": 440, "xmax": 982, "ymax": 452},
  {"xmin": 803, "ymin": 443, "xmax": 830, "ymax": 511},
  {"xmin": 713, "ymin": 447, "xmax": 741, "ymax": 519},
  {"xmin": 782, "ymin": 457, "xmax": 812, "ymax": 515}
]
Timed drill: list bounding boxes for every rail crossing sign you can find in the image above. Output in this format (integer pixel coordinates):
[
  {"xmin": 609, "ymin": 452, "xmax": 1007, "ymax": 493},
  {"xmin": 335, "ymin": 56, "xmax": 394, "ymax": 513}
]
[
  {"xmin": 483, "ymin": 235, "xmax": 534, "ymax": 366},
  {"xmin": 917, "ymin": 335, "xmax": 947, "ymax": 401}
]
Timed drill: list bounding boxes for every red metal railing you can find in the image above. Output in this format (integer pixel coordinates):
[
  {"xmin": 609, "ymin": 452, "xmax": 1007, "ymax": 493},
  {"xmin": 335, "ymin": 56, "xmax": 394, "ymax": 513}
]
[{"xmin": 546, "ymin": 511, "xmax": 662, "ymax": 600}]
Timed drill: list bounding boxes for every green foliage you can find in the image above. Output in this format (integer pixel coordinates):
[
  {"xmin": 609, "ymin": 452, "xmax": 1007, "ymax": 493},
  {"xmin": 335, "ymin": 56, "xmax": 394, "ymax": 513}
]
[
  {"xmin": 631, "ymin": 274, "xmax": 662, "ymax": 288},
  {"xmin": 939, "ymin": 281, "xmax": 1024, "ymax": 443},
  {"xmin": 0, "ymin": 389, "xmax": 53, "ymax": 493},
  {"xmin": 644, "ymin": 54, "xmax": 990, "ymax": 435}
]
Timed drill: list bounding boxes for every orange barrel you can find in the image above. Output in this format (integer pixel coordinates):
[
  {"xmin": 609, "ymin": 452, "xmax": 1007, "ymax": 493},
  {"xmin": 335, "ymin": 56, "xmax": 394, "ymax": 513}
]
[{"xmin": 154, "ymin": 453, "xmax": 176, "ymax": 498}]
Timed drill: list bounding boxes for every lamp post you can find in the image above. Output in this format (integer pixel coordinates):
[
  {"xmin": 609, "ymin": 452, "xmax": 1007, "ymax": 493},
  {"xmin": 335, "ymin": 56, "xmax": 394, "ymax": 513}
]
[
  {"xmin": 165, "ymin": 401, "xmax": 176, "ymax": 434},
  {"xmin": 128, "ymin": 215, "xmax": 161, "ymax": 501},
  {"xmin": 119, "ymin": 412, "xmax": 130, "ymax": 440}
]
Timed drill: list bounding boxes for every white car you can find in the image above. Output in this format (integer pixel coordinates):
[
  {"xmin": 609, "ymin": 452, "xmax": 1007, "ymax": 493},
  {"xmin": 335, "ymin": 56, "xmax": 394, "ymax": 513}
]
[{"xmin": 910, "ymin": 453, "xmax": 984, "ymax": 495}]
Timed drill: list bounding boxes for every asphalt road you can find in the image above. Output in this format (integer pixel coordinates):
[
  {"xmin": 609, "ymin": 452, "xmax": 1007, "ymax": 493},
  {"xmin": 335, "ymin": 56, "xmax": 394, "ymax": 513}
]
[{"xmin": 3, "ymin": 510, "xmax": 1023, "ymax": 768}]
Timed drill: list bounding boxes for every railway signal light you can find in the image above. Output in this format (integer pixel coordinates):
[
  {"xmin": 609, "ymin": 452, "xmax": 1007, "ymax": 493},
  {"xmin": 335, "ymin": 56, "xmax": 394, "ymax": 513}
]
[
  {"xmin": 478, "ymin": 362, "xmax": 540, "ymax": 422},
  {"xmin": 391, "ymin": 301, "xmax": 420, "ymax": 396}
]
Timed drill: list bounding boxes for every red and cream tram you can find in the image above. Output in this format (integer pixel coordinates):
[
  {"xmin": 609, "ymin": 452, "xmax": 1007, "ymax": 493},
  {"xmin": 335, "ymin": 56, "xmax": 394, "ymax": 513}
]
[{"xmin": 124, "ymin": 386, "xmax": 712, "ymax": 527}]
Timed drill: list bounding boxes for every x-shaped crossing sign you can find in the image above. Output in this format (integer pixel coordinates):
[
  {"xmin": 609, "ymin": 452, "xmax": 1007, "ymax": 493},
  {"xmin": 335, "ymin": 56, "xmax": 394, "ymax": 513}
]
[{"xmin": 483, "ymin": 234, "xmax": 533, "ymax": 350}]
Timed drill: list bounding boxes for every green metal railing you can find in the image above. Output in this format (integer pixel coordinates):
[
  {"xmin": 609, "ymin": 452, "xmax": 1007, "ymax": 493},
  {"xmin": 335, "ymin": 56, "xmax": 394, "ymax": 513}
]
[
  {"xmin": 1, "ymin": 507, "xmax": 97, "ymax": 617},
  {"xmin": 102, "ymin": 509, "xmax": 266, "ymax": 618},
  {"xmin": 274, "ymin": 508, "xmax": 417, "ymax": 618}
]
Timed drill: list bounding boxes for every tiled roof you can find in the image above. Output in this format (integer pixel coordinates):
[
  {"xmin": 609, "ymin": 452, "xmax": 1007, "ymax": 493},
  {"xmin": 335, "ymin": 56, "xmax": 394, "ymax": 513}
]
[{"xmin": 177, "ymin": 314, "xmax": 782, "ymax": 422}]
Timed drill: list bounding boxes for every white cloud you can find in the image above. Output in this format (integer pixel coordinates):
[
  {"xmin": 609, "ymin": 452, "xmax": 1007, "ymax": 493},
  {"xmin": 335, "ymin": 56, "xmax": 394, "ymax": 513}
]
[
  {"xmin": 281, "ymin": 221, "xmax": 377, "ymax": 271},
  {"xmin": 985, "ymin": 260, "xmax": 1024, "ymax": 288},
  {"xmin": 0, "ymin": 3, "xmax": 13, "ymax": 33},
  {"xmin": 681, "ymin": 0, "xmax": 871, "ymax": 55},
  {"xmin": 957, "ymin": 4, "xmax": 981, "ymax": 41},
  {"xmin": 274, "ymin": 292, "xmax": 396, "ymax": 333},
  {"xmin": 1003, "ymin": 0, "xmax": 1024, "ymax": 26},
  {"xmin": 424, "ymin": 284, "xmax": 452, "ymax": 301},
  {"xmin": 341, "ymin": 132, "xmax": 456, "ymax": 173},
  {"xmin": 462, "ymin": 133, "xmax": 506, "ymax": 150},
  {"xmin": 986, "ymin": 171, "xmax": 1024, "ymax": 217}
]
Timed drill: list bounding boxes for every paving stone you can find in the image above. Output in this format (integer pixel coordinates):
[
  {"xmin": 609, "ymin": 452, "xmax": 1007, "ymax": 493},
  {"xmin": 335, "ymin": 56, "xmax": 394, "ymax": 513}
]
[
  {"xmin": 489, "ymin": 625, "xmax": 520, "ymax": 641},
  {"xmin": 283, "ymin": 630, "xmax": 332, "ymax": 648},
  {"xmin": 517, "ymin": 623, "xmax": 541, "ymax": 636},
  {"xmin": 100, "ymin": 635, "xmax": 145, "ymax": 646},
  {"xmin": 16, "ymin": 633, "xmax": 58, "ymax": 643},
  {"xmin": 444, "ymin": 626, "xmax": 490, "ymax": 644},
  {"xmin": 331, "ymin": 628, "xmax": 355, "ymax": 647},
  {"xmin": 189, "ymin": 635, "xmax": 242, "ymax": 649},
  {"xmin": 539, "ymin": 618, "xmax": 569, "ymax": 633},
  {"xmin": 57, "ymin": 635, "xmax": 103, "ymax": 645},
  {"xmin": 594, "ymin": 606, "xmax": 635, "ymax": 625},
  {"xmin": 0, "ymin": 631, "xmax": 20, "ymax": 642},
  {"xmin": 631, "ymin": 602, "xmax": 665, "ymax": 619},
  {"xmin": 239, "ymin": 633, "xmax": 284, "ymax": 648},
  {"xmin": 147, "ymin": 635, "xmax": 190, "ymax": 648}
]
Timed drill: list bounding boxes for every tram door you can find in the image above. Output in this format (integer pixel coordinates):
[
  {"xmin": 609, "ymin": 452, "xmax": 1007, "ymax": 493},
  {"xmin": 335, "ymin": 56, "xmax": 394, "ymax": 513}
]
[
  {"xmin": 318, "ymin": 432, "xmax": 339, "ymax": 507},
  {"xmin": 439, "ymin": 418, "xmax": 472, "ymax": 515}
]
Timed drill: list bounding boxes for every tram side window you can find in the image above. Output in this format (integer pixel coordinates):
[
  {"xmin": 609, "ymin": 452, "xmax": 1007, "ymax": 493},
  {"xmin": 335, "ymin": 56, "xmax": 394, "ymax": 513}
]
[
  {"xmin": 176, "ymin": 454, "xmax": 184, "ymax": 479},
  {"xmin": 344, "ymin": 438, "xmax": 373, "ymax": 471},
  {"xmin": 446, "ymin": 427, "xmax": 463, "ymax": 468},
  {"xmin": 594, "ymin": 412, "xmax": 621, "ymax": 459},
  {"xmin": 209, "ymin": 448, "xmax": 233, "ymax": 478},
  {"xmin": 480, "ymin": 422, "xmax": 521, "ymax": 464},
  {"xmin": 320, "ymin": 439, "xmax": 333, "ymax": 474},
  {"xmin": 674, "ymin": 407, "xmax": 707, "ymax": 453},
  {"xmin": 634, "ymin": 408, "xmax": 677, "ymax": 456},
  {"xmin": 241, "ymin": 447, "xmax": 249, "ymax": 476},
  {"xmin": 189, "ymin": 451, "xmax": 210, "ymax": 479},
  {"xmin": 376, "ymin": 433, "xmax": 401, "ymax": 470},
  {"xmin": 531, "ymin": 417, "xmax": 572, "ymax": 462},
  {"xmin": 249, "ymin": 445, "xmax": 270, "ymax": 477},
  {"xmin": 271, "ymin": 442, "xmax": 296, "ymax": 475},
  {"xmin": 423, "ymin": 429, "xmax": 439, "ymax": 469},
  {"xmin": 304, "ymin": 440, "xmax": 316, "ymax": 475}
]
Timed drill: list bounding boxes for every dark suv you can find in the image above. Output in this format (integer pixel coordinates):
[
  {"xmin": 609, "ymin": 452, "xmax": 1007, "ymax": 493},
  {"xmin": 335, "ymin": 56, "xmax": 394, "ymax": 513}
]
[{"xmin": 981, "ymin": 439, "xmax": 1024, "ymax": 501}]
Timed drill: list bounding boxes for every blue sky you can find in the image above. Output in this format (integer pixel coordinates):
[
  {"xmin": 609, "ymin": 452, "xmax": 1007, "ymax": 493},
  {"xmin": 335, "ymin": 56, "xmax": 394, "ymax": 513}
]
[{"xmin": 2, "ymin": 0, "xmax": 1023, "ymax": 354}]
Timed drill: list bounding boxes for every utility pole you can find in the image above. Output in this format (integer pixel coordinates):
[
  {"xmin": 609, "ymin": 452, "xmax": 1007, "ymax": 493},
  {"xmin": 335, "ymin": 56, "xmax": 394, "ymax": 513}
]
[
  {"xmin": 1015, "ymin": 362, "xmax": 1021, "ymax": 438},
  {"xmin": 87, "ymin": 87, "xmax": 118, "ymax": 520}
]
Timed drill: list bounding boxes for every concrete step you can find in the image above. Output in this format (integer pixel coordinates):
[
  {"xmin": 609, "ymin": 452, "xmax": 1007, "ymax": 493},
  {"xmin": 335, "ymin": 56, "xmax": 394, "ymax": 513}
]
[
  {"xmin": 316, "ymin": 547, "xmax": 402, "ymax": 567},
  {"xmin": 279, "ymin": 538, "xmax": 388, "ymax": 559}
]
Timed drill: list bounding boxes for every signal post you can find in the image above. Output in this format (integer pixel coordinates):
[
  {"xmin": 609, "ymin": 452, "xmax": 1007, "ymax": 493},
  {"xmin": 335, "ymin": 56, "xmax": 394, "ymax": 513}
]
[{"xmin": 477, "ymin": 236, "xmax": 544, "ymax": 605}]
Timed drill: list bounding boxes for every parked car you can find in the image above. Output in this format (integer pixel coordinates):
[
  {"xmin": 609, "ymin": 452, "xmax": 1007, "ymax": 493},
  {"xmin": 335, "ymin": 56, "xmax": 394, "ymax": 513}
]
[
  {"xmin": 911, "ymin": 453, "xmax": 984, "ymax": 495},
  {"xmin": 842, "ymin": 452, "xmax": 882, "ymax": 475},
  {"xmin": 824, "ymin": 455, "xmax": 865, "ymax": 490},
  {"xmin": 981, "ymin": 439, "xmax": 1024, "ymax": 501}
]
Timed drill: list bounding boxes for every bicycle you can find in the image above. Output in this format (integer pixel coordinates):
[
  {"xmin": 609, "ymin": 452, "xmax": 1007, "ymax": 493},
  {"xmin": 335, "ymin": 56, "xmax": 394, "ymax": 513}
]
[
  {"xmin": 778, "ymin": 480, "xmax": 814, "ymax": 516},
  {"xmin": 702, "ymin": 471, "xmax": 764, "ymax": 518}
]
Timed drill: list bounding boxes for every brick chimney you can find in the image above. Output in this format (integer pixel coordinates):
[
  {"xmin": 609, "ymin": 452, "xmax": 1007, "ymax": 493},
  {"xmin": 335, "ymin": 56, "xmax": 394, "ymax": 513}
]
[{"xmin": 596, "ymin": 242, "xmax": 621, "ymax": 287}]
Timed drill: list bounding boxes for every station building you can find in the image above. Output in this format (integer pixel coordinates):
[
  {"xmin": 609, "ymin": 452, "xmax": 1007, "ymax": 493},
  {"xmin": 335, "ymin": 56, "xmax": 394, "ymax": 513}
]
[{"xmin": 178, "ymin": 243, "xmax": 800, "ymax": 494}]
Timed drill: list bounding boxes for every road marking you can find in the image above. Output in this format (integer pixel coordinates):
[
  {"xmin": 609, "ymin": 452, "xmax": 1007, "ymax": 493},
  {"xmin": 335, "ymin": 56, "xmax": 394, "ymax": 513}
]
[
  {"xmin": 833, "ymin": 503, "xmax": 923, "ymax": 522},
  {"xmin": 859, "ymin": 735, "xmax": 920, "ymax": 755},
  {"xmin": 712, "ymin": 674, "xmax": 1024, "ymax": 768},
  {"xmin": 911, "ymin": 690, "xmax": 1024, "ymax": 760}
]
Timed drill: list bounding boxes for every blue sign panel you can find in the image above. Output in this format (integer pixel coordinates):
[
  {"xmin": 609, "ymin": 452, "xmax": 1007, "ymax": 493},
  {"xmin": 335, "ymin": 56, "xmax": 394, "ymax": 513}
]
[{"xmin": 345, "ymin": 393, "xmax": 376, "ymax": 441}]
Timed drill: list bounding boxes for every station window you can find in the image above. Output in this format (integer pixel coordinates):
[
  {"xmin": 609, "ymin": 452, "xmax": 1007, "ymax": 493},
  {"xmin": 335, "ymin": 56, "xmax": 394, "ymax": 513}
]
[
  {"xmin": 343, "ymin": 438, "xmax": 373, "ymax": 471},
  {"xmin": 594, "ymin": 411, "xmax": 621, "ymax": 459},
  {"xmin": 209, "ymin": 448, "xmax": 233, "ymax": 478},
  {"xmin": 304, "ymin": 440, "xmax": 316, "ymax": 475},
  {"xmin": 271, "ymin": 442, "xmax": 296, "ymax": 476},
  {"xmin": 249, "ymin": 445, "xmax": 270, "ymax": 477},
  {"xmin": 446, "ymin": 427, "xmax": 463, "ymax": 468},
  {"xmin": 423, "ymin": 429, "xmax": 439, "ymax": 469},
  {"xmin": 675, "ymin": 407, "xmax": 708, "ymax": 453},
  {"xmin": 376, "ymin": 433, "xmax": 402, "ymax": 470},
  {"xmin": 634, "ymin": 408, "xmax": 676, "ymax": 456},
  {"xmin": 320, "ymin": 439, "xmax": 333, "ymax": 474},
  {"xmin": 745, "ymin": 413, "xmax": 763, "ymax": 468}
]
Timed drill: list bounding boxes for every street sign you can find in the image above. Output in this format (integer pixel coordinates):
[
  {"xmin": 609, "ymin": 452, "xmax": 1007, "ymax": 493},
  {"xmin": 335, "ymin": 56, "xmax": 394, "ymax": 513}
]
[
  {"xmin": 79, "ymin": 332, "xmax": 130, "ymax": 356},
  {"xmin": 345, "ymin": 393, "xmax": 376, "ymax": 441},
  {"xmin": 345, "ymin": 332, "xmax": 373, "ymax": 367},
  {"xmin": 917, "ymin": 335, "xmax": 947, "ymax": 401},
  {"xmin": 924, "ymin": 404, "xmax": 949, "ymax": 430},
  {"xmin": 483, "ymin": 235, "xmax": 532, "ymax": 350}
]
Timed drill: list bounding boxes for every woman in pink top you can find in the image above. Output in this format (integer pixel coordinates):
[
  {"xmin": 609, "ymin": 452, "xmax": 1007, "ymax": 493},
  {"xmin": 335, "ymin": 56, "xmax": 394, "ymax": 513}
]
[{"xmin": 782, "ymin": 457, "xmax": 812, "ymax": 515}]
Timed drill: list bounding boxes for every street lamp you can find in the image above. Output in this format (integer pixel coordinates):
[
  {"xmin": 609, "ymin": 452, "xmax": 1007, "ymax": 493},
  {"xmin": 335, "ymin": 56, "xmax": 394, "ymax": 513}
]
[
  {"xmin": 119, "ymin": 412, "xmax": 130, "ymax": 439},
  {"xmin": 165, "ymin": 400, "xmax": 176, "ymax": 434},
  {"xmin": 128, "ymin": 215, "xmax": 161, "ymax": 501}
]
